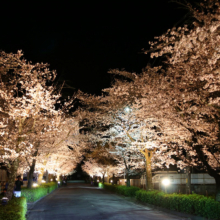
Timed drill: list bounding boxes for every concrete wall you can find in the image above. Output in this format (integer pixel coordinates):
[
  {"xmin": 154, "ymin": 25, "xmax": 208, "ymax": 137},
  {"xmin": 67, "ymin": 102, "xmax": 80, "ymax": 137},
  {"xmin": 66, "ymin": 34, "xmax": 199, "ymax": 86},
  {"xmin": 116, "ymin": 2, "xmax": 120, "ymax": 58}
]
[
  {"xmin": 152, "ymin": 173, "xmax": 215, "ymax": 185},
  {"xmin": 152, "ymin": 173, "xmax": 216, "ymax": 195}
]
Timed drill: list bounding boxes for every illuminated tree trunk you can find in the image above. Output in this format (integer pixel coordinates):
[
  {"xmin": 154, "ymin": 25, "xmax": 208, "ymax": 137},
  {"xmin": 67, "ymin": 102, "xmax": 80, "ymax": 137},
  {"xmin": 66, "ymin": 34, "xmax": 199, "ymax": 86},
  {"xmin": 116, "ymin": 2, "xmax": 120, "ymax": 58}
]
[
  {"xmin": 185, "ymin": 153, "xmax": 191, "ymax": 194},
  {"xmin": 5, "ymin": 159, "xmax": 19, "ymax": 200},
  {"xmin": 6, "ymin": 123, "xmax": 23, "ymax": 200},
  {"xmin": 46, "ymin": 170, "xmax": 49, "ymax": 183},
  {"xmin": 126, "ymin": 169, "xmax": 131, "ymax": 187},
  {"xmin": 126, "ymin": 176, "xmax": 131, "ymax": 187},
  {"xmin": 52, "ymin": 173, "xmax": 56, "ymax": 182},
  {"xmin": 38, "ymin": 155, "xmax": 50, "ymax": 184},
  {"xmin": 27, "ymin": 159, "xmax": 36, "ymax": 188},
  {"xmin": 215, "ymin": 177, "xmax": 220, "ymax": 202},
  {"xmin": 102, "ymin": 173, "xmax": 105, "ymax": 183},
  {"xmin": 195, "ymin": 145, "xmax": 220, "ymax": 201},
  {"xmin": 57, "ymin": 173, "xmax": 60, "ymax": 182},
  {"xmin": 144, "ymin": 149, "xmax": 153, "ymax": 190},
  {"xmin": 38, "ymin": 168, "xmax": 45, "ymax": 184},
  {"xmin": 107, "ymin": 174, "xmax": 110, "ymax": 183},
  {"xmin": 27, "ymin": 150, "xmax": 38, "ymax": 189}
]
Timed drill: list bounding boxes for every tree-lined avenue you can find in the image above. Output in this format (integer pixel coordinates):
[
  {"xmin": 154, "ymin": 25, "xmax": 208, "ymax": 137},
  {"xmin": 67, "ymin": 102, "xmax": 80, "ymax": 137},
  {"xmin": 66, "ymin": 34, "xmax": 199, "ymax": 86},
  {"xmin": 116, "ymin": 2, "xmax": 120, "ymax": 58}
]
[{"xmin": 27, "ymin": 182, "xmax": 187, "ymax": 220}]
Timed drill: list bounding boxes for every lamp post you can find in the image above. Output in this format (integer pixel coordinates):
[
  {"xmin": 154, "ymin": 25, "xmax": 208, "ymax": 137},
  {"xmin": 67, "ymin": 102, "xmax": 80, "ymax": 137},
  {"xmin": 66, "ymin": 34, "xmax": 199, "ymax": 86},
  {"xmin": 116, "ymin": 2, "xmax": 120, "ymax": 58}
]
[{"xmin": 162, "ymin": 178, "xmax": 170, "ymax": 193}]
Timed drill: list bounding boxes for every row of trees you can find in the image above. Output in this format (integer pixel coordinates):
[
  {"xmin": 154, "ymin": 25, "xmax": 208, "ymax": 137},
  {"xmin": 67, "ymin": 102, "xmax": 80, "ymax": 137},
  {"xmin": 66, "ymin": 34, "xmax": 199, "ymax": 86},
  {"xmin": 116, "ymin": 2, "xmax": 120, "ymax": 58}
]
[
  {"xmin": 79, "ymin": 0, "xmax": 220, "ymax": 200},
  {"xmin": 0, "ymin": 51, "xmax": 85, "ymax": 199},
  {"xmin": 1, "ymin": 0, "xmax": 219, "ymax": 202}
]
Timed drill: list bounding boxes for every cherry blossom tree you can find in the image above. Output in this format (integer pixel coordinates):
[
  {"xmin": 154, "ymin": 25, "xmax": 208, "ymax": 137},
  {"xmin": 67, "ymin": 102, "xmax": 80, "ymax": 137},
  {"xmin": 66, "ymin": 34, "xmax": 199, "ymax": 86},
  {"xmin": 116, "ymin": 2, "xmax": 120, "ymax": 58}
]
[
  {"xmin": 77, "ymin": 1, "xmax": 220, "ymax": 195},
  {"xmin": 83, "ymin": 143, "xmax": 120, "ymax": 183},
  {"xmin": 0, "ymin": 51, "xmax": 76, "ymax": 199},
  {"xmin": 143, "ymin": 0, "xmax": 220, "ymax": 199},
  {"xmin": 76, "ymin": 93, "xmax": 147, "ymax": 187},
  {"xmin": 94, "ymin": 0, "xmax": 220, "ymax": 197},
  {"xmin": 24, "ymin": 117, "xmax": 81, "ymax": 187},
  {"xmin": 101, "ymin": 68, "xmax": 193, "ymax": 189}
]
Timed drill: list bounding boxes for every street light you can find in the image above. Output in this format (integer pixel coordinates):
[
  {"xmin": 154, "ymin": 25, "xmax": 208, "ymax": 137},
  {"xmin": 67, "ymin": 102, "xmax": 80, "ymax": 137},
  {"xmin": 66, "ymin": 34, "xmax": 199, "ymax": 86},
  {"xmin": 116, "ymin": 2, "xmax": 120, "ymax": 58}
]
[
  {"xmin": 162, "ymin": 178, "xmax": 170, "ymax": 193},
  {"xmin": 33, "ymin": 183, "xmax": 38, "ymax": 187}
]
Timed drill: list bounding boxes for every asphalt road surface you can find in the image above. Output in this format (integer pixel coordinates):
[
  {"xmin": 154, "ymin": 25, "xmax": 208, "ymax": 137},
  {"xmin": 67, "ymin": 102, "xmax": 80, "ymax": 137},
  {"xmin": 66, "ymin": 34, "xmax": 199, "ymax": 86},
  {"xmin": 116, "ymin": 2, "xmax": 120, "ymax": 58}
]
[{"xmin": 27, "ymin": 182, "xmax": 188, "ymax": 220}]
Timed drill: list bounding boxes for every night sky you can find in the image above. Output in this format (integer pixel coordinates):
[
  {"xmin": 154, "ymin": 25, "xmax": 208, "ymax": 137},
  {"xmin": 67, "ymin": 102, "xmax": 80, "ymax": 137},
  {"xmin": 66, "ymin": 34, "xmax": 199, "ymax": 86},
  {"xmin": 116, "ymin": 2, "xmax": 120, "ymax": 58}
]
[{"xmin": 1, "ymin": 1, "xmax": 192, "ymax": 95}]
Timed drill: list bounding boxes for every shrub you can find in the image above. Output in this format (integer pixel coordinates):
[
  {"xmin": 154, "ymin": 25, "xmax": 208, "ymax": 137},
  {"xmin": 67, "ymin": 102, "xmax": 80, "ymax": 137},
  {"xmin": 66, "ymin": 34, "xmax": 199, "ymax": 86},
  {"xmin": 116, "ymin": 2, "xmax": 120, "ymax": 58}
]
[
  {"xmin": 41, "ymin": 182, "xmax": 58, "ymax": 193},
  {"xmin": 116, "ymin": 185, "xmax": 140, "ymax": 197},
  {"xmin": 103, "ymin": 184, "xmax": 139, "ymax": 197},
  {"xmin": 98, "ymin": 182, "xmax": 104, "ymax": 188},
  {"xmin": 21, "ymin": 182, "xmax": 58, "ymax": 202},
  {"xmin": 103, "ymin": 183, "xmax": 118, "ymax": 192},
  {"xmin": 0, "ymin": 197, "xmax": 27, "ymax": 220}
]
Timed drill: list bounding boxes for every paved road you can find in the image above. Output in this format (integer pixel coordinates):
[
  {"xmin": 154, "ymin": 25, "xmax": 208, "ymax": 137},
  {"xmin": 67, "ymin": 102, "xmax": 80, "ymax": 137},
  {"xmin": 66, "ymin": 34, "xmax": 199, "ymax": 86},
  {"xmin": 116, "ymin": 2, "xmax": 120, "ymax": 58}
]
[{"xmin": 27, "ymin": 183, "xmax": 188, "ymax": 220}]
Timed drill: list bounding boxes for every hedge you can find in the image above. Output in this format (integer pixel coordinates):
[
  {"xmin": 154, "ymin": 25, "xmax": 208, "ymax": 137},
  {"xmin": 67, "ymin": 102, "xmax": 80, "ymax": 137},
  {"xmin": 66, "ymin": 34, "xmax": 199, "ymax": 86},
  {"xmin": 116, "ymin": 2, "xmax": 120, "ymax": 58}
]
[
  {"xmin": 0, "ymin": 196, "xmax": 27, "ymax": 220},
  {"xmin": 103, "ymin": 183, "xmax": 220, "ymax": 219},
  {"xmin": 116, "ymin": 185, "xmax": 140, "ymax": 197},
  {"xmin": 103, "ymin": 183, "xmax": 140, "ymax": 196},
  {"xmin": 41, "ymin": 182, "xmax": 58, "ymax": 193},
  {"xmin": 103, "ymin": 183, "xmax": 118, "ymax": 192},
  {"xmin": 98, "ymin": 182, "xmax": 104, "ymax": 188},
  {"xmin": 21, "ymin": 182, "xmax": 58, "ymax": 202},
  {"xmin": 136, "ymin": 190, "xmax": 220, "ymax": 219}
]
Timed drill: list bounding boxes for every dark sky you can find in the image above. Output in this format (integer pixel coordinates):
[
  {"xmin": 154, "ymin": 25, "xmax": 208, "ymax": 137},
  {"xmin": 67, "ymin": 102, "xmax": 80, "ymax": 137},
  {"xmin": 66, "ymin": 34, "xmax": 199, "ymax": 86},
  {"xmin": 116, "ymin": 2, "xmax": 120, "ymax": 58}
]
[{"xmin": 0, "ymin": 1, "xmax": 191, "ymax": 95}]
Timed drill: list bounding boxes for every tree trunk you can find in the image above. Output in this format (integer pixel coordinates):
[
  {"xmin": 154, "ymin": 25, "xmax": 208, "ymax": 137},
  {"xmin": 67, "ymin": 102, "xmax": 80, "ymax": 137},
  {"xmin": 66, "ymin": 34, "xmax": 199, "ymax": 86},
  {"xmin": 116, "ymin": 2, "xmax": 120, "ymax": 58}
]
[
  {"xmin": 185, "ymin": 168, "xmax": 191, "ymax": 194},
  {"xmin": 185, "ymin": 153, "xmax": 191, "ymax": 194},
  {"xmin": 46, "ymin": 170, "xmax": 49, "ymax": 183},
  {"xmin": 27, "ymin": 150, "xmax": 38, "ymax": 188},
  {"xmin": 56, "ymin": 174, "xmax": 59, "ymax": 182},
  {"xmin": 27, "ymin": 158, "xmax": 37, "ymax": 188},
  {"xmin": 5, "ymin": 159, "xmax": 19, "ymax": 200},
  {"xmin": 126, "ymin": 171, "xmax": 130, "ymax": 187},
  {"xmin": 38, "ymin": 155, "xmax": 50, "ymax": 184},
  {"xmin": 126, "ymin": 177, "xmax": 130, "ymax": 187},
  {"xmin": 145, "ymin": 149, "xmax": 153, "ymax": 190},
  {"xmin": 195, "ymin": 144, "xmax": 220, "ymax": 201},
  {"xmin": 185, "ymin": 166, "xmax": 191, "ymax": 194},
  {"xmin": 215, "ymin": 175, "xmax": 220, "ymax": 202},
  {"xmin": 102, "ymin": 174, "xmax": 105, "ymax": 183},
  {"xmin": 38, "ymin": 168, "xmax": 44, "ymax": 184}
]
